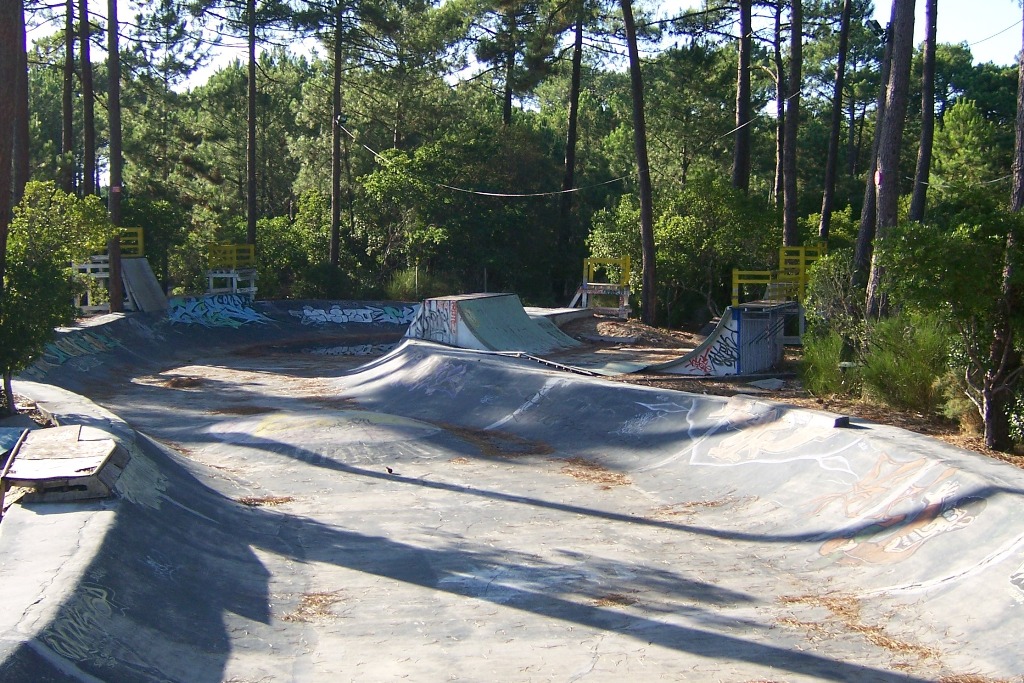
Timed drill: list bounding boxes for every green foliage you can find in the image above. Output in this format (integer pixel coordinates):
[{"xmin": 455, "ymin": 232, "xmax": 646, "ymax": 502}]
[
  {"xmin": 9, "ymin": 182, "xmax": 112, "ymax": 263},
  {"xmin": 931, "ymin": 100, "xmax": 1010, "ymax": 189},
  {"xmin": 879, "ymin": 192, "xmax": 1020, "ymax": 349},
  {"xmin": 385, "ymin": 267, "xmax": 460, "ymax": 301},
  {"xmin": 123, "ymin": 197, "xmax": 189, "ymax": 288},
  {"xmin": 656, "ymin": 177, "xmax": 777, "ymax": 317},
  {"xmin": 940, "ymin": 368, "xmax": 984, "ymax": 434},
  {"xmin": 590, "ymin": 177, "xmax": 776, "ymax": 322},
  {"xmin": 587, "ymin": 194, "xmax": 641, "ymax": 286},
  {"xmin": 802, "ymin": 206, "xmax": 859, "ymax": 252},
  {"xmin": 1009, "ymin": 395, "xmax": 1024, "ymax": 445},
  {"xmin": 1, "ymin": 183, "xmax": 116, "ymax": 381},
  {"xmin": 358, "ymin": 126, "xmax": 563, "ymax": 301},
  {"xmin": 292, "ymin": 262, "xmax": 357, "ymax": 300},
  {"xmin": 860, "ymin": 313, "xmax": 950, "ymax": 413},
  {"xmin": 0, "ymin": 259, "xmax": 76, "ymax": 378},
  {"xmin": 805, "ymin": 249, "xmax": 866, "ymax": 344},
  {"xmin": 802, "ymin": 330, "xmax": 860, "ymax": 397}
]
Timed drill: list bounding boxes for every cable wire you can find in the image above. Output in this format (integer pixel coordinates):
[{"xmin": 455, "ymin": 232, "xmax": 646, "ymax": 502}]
[{"xmin": 337, "ymin": 121, "xmax": 628, "ymax": 198}]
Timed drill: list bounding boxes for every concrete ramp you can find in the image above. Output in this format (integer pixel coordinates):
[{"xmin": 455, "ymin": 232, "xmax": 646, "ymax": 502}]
[
  {"xmin": 652, "ymin": 302, "xmax": 791, "ymax": 376},
  {"xmin": 405, "ymin": 293, "xmax": 580, "ymax": 354},
  {"xmin": 4, "ymin": 320, "xmax": 1024, "ymax": 681},
  {"xmin": 121, "ymin": 257, "xmax": 167, "ymax": 312}
]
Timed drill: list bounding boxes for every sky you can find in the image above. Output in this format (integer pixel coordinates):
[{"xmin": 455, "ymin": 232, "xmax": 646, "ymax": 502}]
[
  {"xmin": 657, "ymin": 1, "xmax": 1023, "ymax": 67},
  {"xmin": 873, "ymin": 0, "xmax": 1022, "ymax": 66},
  {"xmin": 27, "ymin": 0, "xmax": 1024, "ymax": 86}
]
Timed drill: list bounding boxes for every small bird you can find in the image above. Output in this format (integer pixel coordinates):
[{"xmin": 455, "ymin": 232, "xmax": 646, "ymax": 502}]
[{"xmin": 386, "ymin": 466, "xmax": 394, "ymax": 474}]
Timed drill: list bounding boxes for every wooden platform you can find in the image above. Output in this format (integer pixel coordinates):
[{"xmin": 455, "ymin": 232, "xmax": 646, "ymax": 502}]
[{"xmin": 0, "ymin": 425, "xmax": 129, "ymax": 513}]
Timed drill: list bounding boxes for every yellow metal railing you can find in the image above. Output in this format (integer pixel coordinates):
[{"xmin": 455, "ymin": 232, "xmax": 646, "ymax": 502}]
[
  {"xmin": 207, "ymin": 243, "xmax": 256, "ymax": 270},
  {"xmin": 732, "ymin": 244, "xmax": 825, "ymax": 306},
  {"xmin": 583, "ymin": 256, "xmax": 630, "ymax": 286},
  {"xmin": 120, "ymin": 228, "xmax": 144, "ymax": 257}
]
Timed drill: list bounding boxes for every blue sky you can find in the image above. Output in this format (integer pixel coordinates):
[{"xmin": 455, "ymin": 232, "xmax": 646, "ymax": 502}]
[{"xmin": 874, "ymin": 0, "xmax": 1022, "ymax": 66}]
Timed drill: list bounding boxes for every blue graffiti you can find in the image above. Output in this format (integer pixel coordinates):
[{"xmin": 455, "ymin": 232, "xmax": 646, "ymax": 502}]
[
  {"xmin": 21, "ymin": 330, "xmax": 124, "ymax": 380},
  {"xmin": 168, "ymin": 294, "xmax": 271, "ymax": 328}
]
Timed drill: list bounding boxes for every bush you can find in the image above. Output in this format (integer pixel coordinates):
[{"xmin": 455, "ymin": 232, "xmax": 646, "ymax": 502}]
[
  {"xmin": 860, "ymin": 313, "xmax": 949, "ymax": 412},
  {"xmin": 1, "ymin": 182, "xmax": 117, "ymax": 410},
  {"xmin": 802, "ymin": 330, "xmax": 860, "ymax": 397},
  {"xmin": 292, "ymin": 262, "xmax": 356, "ymax": 299},
  {"xmin": 804, "ymin": 248, "xmax": 865, "ymax": 346},
  {"xmin": 385, "ymin": 267, "xmax": 460, "ymax": 301},
  {"xmin": 939, "ymin": 369, "xmax": 984, "ymax": 434}
]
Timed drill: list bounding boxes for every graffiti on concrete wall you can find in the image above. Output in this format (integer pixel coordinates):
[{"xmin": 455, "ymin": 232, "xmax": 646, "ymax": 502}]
[
  {"xmin": 41, "ymin": 582, "xmax": 120, "ymax": 662},
  {"xmin": 168, "ymin": 294, "xmax": 270, "ymax": 328},
  {"xmin": 303, "ymin": 343, "xmax": 398, "ymax": 357},
  {"xmin": 289, "ymin": 303, "xmax": 419, "ymax": 326},
  {"xmin": 405, "ymin": 299, "xmax": 458, "ymax": 345},
  {"xmin": 21, "ymin": 330, "xmax": 124, "ymax": 380},
  {"xmin": 809, "ymin": 456, "xmax": 987, "ymax": 568},
  {"xmin": 684, "ymin": 322, "xmax": 739, "ymax": 375}
]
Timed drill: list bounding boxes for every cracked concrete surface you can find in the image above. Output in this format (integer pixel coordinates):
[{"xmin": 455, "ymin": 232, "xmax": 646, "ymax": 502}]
[{"xmin": 2, "ymin": 300, "xmax": 1023, "ymax": 682}]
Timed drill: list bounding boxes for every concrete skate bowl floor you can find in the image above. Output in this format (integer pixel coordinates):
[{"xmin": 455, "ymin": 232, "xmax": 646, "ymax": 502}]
[{"xmin": 3, "ymin": 300, "xmax": 1024, "ymax": 682}]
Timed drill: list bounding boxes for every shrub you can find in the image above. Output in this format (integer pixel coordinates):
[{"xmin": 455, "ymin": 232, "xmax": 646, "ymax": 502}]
[
  {"xmin": 939, "ymin": 370, "xmax": 984, "ymax": 435},
  {"xmin": 292, "ymin": 262, "xmax": 357, "ymax": 299},
  {"xmin": 385, "ymin": 267, "xmax": 460, "ymax": 301},
  {"xmin": 860, "ymin": 313, "xmax": 949, "ymax": 412},
  {"xmin": 804, "ymin": 248, "xmax": 866, "ymax": 346},
  {"xmin": 802, "ymin": 330, "xmax": 860, "ymax": 397}
]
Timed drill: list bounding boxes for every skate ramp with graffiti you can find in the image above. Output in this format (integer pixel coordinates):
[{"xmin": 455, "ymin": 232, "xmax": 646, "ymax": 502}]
[
  {"xmin": 405, "ymin": 293, "xmax": 581, "ymax": 355},
  {"xmin": 649, "ymin": 303, "xmax": 791, "ymax": 376},
  {"xmin": 3, "ymin": 333, "xmax": 1024, "ymax": 681},
  {"xmin": 405, "ymin": 294, "xmax": 789, "ymax": 377},
  {"xmin": 18, "ymin": 294, "xmax": 420, "ymax": 394}
]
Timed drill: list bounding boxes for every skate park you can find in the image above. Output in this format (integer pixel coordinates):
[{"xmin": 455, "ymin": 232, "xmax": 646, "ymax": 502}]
[{"xmin": 1, "ymin": 291, "xmax": 1024, "ymax": 682}]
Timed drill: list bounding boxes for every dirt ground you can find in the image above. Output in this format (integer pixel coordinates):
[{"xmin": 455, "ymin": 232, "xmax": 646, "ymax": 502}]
[{"xmin": 560, "ymin": 313, "xmax": 1024, "ymax": 471}]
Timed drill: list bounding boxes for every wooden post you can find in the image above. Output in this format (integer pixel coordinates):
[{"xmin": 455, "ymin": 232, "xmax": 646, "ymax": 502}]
[{"xmin": 108, "ymin": 237, "xmax": 123, "ymax": 313}]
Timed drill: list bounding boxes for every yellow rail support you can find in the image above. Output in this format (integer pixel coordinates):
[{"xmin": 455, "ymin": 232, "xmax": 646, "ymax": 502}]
[
  {"xmin": 583, "ymin": 256, "xmax": 630, "ymax": 286},
  {"xmin": 571, "ymin": 256, "xmax": 632, "ymax": 318},
  {"xmin": 732, "ymin": 270, "xmax": 773, "ymax": 306},
  {"xmin": 731, "ymin": 244, "xmax": 825, "ymax": 306},
  {"xmin": 207, "ymin": 243, "xmax": 256, "ymax": 270},
  {"xmin": 120, "ymin": 228, "xmax": 144, "ymax": 258}
]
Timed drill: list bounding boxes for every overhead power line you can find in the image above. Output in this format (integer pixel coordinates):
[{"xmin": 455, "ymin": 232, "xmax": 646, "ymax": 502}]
[{"xmin": 337, "ymin": 122, "xmax": 627, "ymax": 199}]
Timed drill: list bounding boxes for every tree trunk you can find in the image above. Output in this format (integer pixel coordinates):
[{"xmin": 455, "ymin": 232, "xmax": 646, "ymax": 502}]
[
  {"xmin": 503, "ymin": 49, "xmax": 514, "ymax": 127},
  {"xmin": 846, "ymin": 97, "xmax": 857, "ymax": 176},
  {"xmin": 246, "ymin": 0, "xmax": 257, "ymax": 246},
  {"xmin": 731, "ymin": 0, "xmax": 752, "ymax": 192},
  {"xmin": 621, "ymin": 0, "xmax": 656, "ymax": 325},
  {"xmin": 818, "ymin": 0, "xmax": 852, "ymax": 242},
  {"xmin": 985, "ymin": 8, "xmax": 1024, "ymax": 452},
  {"xmin": 1, "ymin": 0, "xmax": 26, "ymax": 414},
  {"xmin": 80, "ymin": 0, "xmax": 95, "ymax": 195},
  {"xmin": 559, "ymin": 14, "xmax": 584, "ymax": 295},
  {"xmin": 343, "ymin": 132, "xmax": 357, "ymax": 253},
  {"xmin": 852, "ymin": 19, "xmax": 893, "ymax": 290},
  {"xmin": 62, "ymin": 0, "xmax": 75, "ymax": 194},
  {"xmin": 331, "ymin": 4, "xmax": 343, "ymax": 267},
  {"xmin": 1, "ymin": 0, "xmax": 18, "ymax": 269},
  {"xmin": 782, "ymin": 0, "xmax": 802, "ymax": 246},
  {"xmin": 908, "ymin": 0, "xmax": 936, "ymax": 223},
  {"xmin": 13, "ymin": 2, "xmax": 29, "ymax": 200},
  {"xmin": 107, "ymin": 0, "xmax": 123, "ymax": 225},
  {"xmin": 865, "ymin": 0, "xmax": 916, "ymax": 319},
  {"xmin": 772, "ymin": 0, "xmax": 785, "ymax": 207}
]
